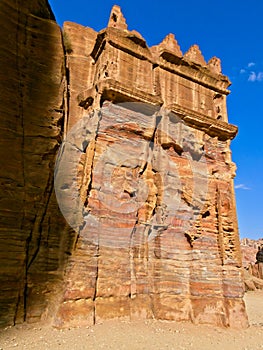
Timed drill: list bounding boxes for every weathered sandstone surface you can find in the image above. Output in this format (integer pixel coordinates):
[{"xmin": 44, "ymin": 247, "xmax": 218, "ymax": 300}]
[
  {"xmin": 0, "ymin": 0, "xmax": 74, "ymax": 326},
  {"xmin": 241, "ymin": 238, "xmax": 263, "ymax": 291},
  {"xmin": 0, "ymin": 3, "xmax": 248, "ymax": 328},
  {"xmin": 54, "ymin": 6, "xmax": 247, "ymax": 328},
  {"xmin": 241, "ymin": 238, "xmax": 263, "ymax": 267}
]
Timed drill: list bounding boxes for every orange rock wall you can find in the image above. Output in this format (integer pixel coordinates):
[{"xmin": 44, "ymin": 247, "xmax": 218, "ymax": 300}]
[
  {"xmin": 0, "ymin": 3, "xmax": 247, "ymax": 328},
  {"xmin": 54, "ymin": 7, "xmax": 247, "ymax": 328},
  {"xmin": 0, "ymin": 0, "xmax": 74, "ymax": 326}
]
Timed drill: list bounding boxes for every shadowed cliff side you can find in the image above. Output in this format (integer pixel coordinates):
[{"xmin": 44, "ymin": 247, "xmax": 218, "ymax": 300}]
[{"xmin": 0, "ymin": 0, "xmax": 74, "ymax": 326}]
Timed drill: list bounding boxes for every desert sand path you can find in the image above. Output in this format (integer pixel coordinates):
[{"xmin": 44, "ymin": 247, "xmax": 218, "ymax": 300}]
[{"xmin": 0, "ymin": 291, "xmax": 263, "ymax": 350}]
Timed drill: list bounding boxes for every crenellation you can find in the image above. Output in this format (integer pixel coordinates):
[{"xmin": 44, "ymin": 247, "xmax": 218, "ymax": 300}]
[
  {"xmin": 208, "ymin": 56, "xmax": 222, "ymax": 74},
  {"xmin": 154, "ymin": 33, "xmax": 183, "ymax": 58},
  {"xmin": 108, "ymin": 4, "xmax": 128, "ymax": 31},
  {"xmin": 184, "ymin": 44, "xmax": 207, "ymax": 66}
]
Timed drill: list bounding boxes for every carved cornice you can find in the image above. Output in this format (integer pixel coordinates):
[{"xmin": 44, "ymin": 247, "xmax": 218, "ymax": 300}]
[
  {"xmin": 158, "ymin": 53, "xmax": 230, "ymax": 94},
  {"xmin": 168, "ymin": 103, "xmax": 238, "ymax": 140},
  {"xmin": 91, "ymin": 27, "xmax": 153, "ymax": 62},
  {"xmin": 79, "ymin": 79, "xmax": 237, "ymax": 141},
  {"xmin": 97, "ymin": 78, "xmax": 163, "ymax": 106}
]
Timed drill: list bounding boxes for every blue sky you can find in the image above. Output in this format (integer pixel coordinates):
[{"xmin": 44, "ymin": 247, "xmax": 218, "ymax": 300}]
[{"xmin": 49, "ymin": 0, "xmax": 263, "ymax": 239}]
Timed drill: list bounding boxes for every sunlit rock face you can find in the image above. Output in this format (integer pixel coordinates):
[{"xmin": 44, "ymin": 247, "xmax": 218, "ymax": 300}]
[
  {"xmin": 54, "ymin": 6, "xmax": 247, "ymax": 328},
  {"xmin": 241, "ymin": 238, "xmax": 263, "ymax": 268},
  {"xmin": 0, "ymin": 2, "xmax": 248, "ymax": 328}
]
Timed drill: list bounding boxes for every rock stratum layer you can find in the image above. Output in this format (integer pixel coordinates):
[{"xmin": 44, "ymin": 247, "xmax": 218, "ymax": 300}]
[{"xmin": 0, "ymin": 3, "xmax": 248, "ymax": 328}]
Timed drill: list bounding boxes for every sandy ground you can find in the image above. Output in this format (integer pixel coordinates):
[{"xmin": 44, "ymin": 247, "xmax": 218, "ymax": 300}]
[{"xmin": 1, "ymin": 291, "xmax": 263, "ymax": 350}]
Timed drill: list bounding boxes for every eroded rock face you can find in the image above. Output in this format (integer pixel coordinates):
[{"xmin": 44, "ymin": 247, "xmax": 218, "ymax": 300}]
[
  {"xmin": 0, "ymin": 0, "xmax": 74, "ymax": 326},
  {"xmin": 0, "ymin": 3, "xmax": 248, "ymax": 328},
  {"xmin": 241, "ymin": 238, "xmax": 263, "ymax": 291},
  {"xmin": 53, "ymin": 6, "xmax": 248, "ymax": 328},
  {"xmin": 241, "ymin": 238, "xmax": 263, "ymax": 267}
]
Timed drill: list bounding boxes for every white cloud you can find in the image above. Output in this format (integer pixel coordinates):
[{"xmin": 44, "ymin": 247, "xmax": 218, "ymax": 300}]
[
  {"xmin": 248, "ymin": 71, "xmax": 263, "ymax": 82},
  {"xmin": 235, "ymin": 184, "xmax": 251, "ymax": 190},
  {"xmin": 248, "ymin": 71, "xmax": 257, "ymax": 82},
  {"xmin": 237, "ymin": 62, "xmax": 263, "ymax": 82}
]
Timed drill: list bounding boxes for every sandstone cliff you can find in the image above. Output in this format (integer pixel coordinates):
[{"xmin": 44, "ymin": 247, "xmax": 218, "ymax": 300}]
[
  {"xmin": 54, "ymin": 6, "xmax": 247, "ymax": 328},
  {"xmin": 0, "ymin": 0, "xmax": 74, "ymax": 326},
  {"xmin": 0, "ymin": 2, "xmax": 248, "ymax": 328},
  {"xmin": 241, "ymin": 238, "xmax": 263, "ymax": 291},
  {"xmin": 241, "ymin": 238, "xmax": 263, "ymax": 267}
]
